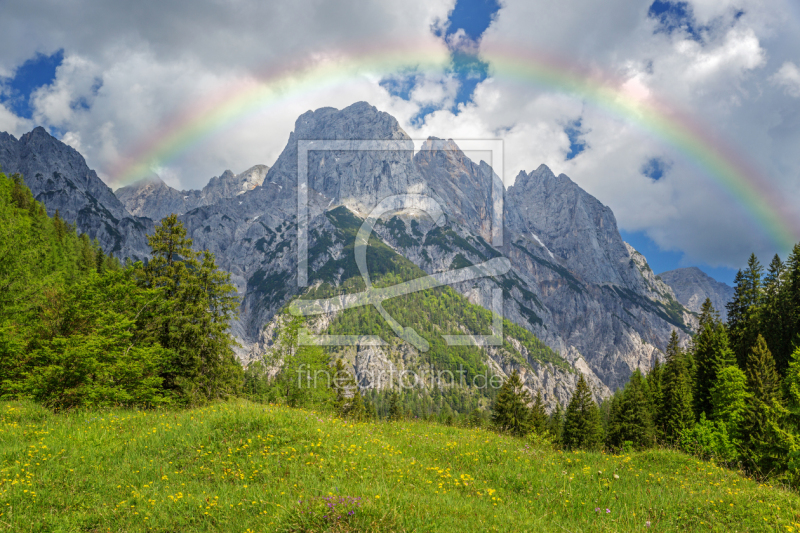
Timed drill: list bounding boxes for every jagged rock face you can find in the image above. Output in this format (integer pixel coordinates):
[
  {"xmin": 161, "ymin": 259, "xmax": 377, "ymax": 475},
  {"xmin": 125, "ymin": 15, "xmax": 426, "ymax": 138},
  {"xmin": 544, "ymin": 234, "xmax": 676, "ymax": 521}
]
[
  {"xmin": 659, "ymin": 267, "xmax": 734, "ymax": 321},
  {"xmin": 505, "ymin": 166, "xmax": 648, "ymax": 292},
  {"xmin": 1, "ymin": 101, "xmax": 706, "ymax": 399},
  {"xmin": 115, "ymin": 165, "xmax": 269, "ymax": 221},
  {"xmin": 414, "ymin": 137, "xmax": 499, "ymax": 243},
  {"xmin": 265, "ymin": 102, "xmax": 428, "ymax": 214},
  {"xmin": 0, "ymin": 127, "xmax": 152, "ymax": 260}
]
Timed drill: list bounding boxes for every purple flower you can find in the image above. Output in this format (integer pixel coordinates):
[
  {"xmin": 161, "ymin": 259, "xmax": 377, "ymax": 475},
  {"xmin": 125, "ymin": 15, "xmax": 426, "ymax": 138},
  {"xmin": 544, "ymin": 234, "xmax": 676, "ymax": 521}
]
[
  {"xmin": 606, "ymin": 508, "xmax": 611, "ymax": 513},
  {"xmin": 595, "ymin": 508, "xmax": 600, "ymax": 512}
]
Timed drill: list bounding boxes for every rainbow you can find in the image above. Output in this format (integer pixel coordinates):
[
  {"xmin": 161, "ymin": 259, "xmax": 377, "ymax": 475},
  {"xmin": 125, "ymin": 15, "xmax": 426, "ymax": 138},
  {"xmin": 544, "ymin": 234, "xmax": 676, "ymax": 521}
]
[{"xmin": 108, "ymin": 40, "xmax": 800, "ymax": 250}]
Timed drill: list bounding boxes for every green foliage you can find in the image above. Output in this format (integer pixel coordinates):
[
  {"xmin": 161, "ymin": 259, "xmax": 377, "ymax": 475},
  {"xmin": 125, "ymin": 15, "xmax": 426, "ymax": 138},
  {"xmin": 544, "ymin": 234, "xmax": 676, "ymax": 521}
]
[
  {"xmin": 563, "ymin": 374, "xmax": 603, "ymax": 450},
  {"xmin": 0, "ymin": 174, "xmax": 243, "ymax": 408},
  {"xmin": 660, "ymin": 331, "xmax": 695, "ymax": 441},
  {"xmin": 692, "ymin": 299, "xmax": 736, "ymax": 417},
  {"xmin": 607, "ymin": 370, "xmax": 655, "ymax": 450},
  {"xmin": 710, "ymin": 365, "xmax": 750, "ymax": 442},
  {"xmin": 491, "ymin": 370, "xmax": 534, "ymax": 437},
  {"xmin": 741, "ymin": 335, "xmax": 784, "ymax": 475},
  {"xmin": 681, "ymin": 413, "xmax": 739, "ymax": 464},
  {"xmin": 263, "ymin": 315, "xmax": 334, "ymax": 410},
  {"xmin": 136, "ymin": 215, "xmax": 242, "ymax": 402}
]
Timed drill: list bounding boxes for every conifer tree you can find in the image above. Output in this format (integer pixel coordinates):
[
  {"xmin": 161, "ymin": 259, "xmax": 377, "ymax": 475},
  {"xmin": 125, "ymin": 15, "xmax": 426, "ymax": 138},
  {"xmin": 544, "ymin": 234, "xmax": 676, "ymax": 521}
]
[
  {"xmin": 136, "ymin": 215, "xmax": 242, "ymax": 402},
  {"xmin": 619, "ymin": 369, "xmax": 655, "ymax": 449},
  {"xmin": 761, "ymin": 255, "xmax": 789, "ymax": 372},
  {"xmin": 563, "ymin": 374, "xmax": 604, "ymax": 450},
  {"xmin": 530, "ymin": 390, "xmax": 548, "ymax": 435},
  {"xmin": 728, "ymin": 254, "xmax": 764, "ymax": 368},
  {"xmin": 648, "ymin": 358, "xmax": 665, "ymax": 440},
  {"xmin": 710, "ymin": 365, "xmax": 750, "ymax": 440},
  {"xmin": 491, "ymin": 370, "xmax": 533, "ymax": 436},
  {"xmin": 547, "ymin": 402, "xmax": 565, "ymax": 444},
  {"xmin": 605, "ymin": 389, "xmax": 624, "ymax": 449},
  {"xmin": 692, "ymin": 300, "xmax": 736, "ymax": 417},
  {"xmin": 782, "ymin": 245, "xmax": 800, "ymax": 371},
  {"xmin": 388, "ymin": 391, "xmax": 403, "ymax": 421},
  {"xmin": 742, "ymin": 334, "xmax": 783, "ymax": 474},
  {"xmin": 661, "ymin": 330, "xmax": 695, "ymax": 441}
]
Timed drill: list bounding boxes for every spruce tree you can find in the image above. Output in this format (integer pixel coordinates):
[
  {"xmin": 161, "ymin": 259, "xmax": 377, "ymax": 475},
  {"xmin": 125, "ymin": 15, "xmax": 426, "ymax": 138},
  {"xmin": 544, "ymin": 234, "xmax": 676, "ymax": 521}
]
[
  {"xmin": 388, "ymin": 391, "xmax": 403, "ymax": 421},
  {"xmin": 782, "ymin": 244, "xmax": 800, "ymax": 371},
  {"xmin": 761, "ymin": 255, "xmax": 788, "ymax": 372},
  {"xmin": 619, "ymin": 369, "xmax": 655, "ymax": 449},
  {"xmin": 548, "ymin": 402, "xmax": 565, "ymax": 444},
  {"xmin": 661, "ymin": 330, "xmax": 695, "ymax": 441},
  {"xmin": 605, "ymin": 389, "xmax": 624, "ymax": 449},
  {"xmin": 742, "ymin": 334, "xmax": 783, "ymax": 474},
  {"xmin": 648, "ymin": 357, "xmax": 665, "ymax": 441},
  {"xmin": 530, "ymin": 390, "xmax": 548, "ymax": 435},
  {"xmin": 710, "ymin": 365, "xmax": 750, "ymax": 440},
  {"xmin": 137, "ymin": 215, "xmax": 242, "ymax": 402},
  {"xmin": 728, "ymin": 254, "xmax": 764, "ymax": 368},
  {"xmin": 692, "ymin": 300, "xmax": 736, "ymax": 417},
  {"xmin": 491, "ymin": 370, "xmax": 533, "ymax": 437},
  {"xmin": 562, "ymin": 374, "xmax": 604, "ymax": 450}
]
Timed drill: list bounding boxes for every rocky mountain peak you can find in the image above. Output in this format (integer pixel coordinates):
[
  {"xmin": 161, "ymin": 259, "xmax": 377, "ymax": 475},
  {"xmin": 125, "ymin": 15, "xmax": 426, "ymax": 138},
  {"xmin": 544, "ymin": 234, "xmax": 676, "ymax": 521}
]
[
  {"xmin": 659, "ymin": 267, "xmax": 734, "ymax": 321},
  {"xmin": 115, "ymin": 164, "xmax": 271, "ymax": 221},
  {"xmin": 263, "ymin": 101, "xmax": 425, "ymax": 214},
  {"xmin": 0, "ymin": 127, "xmax": 152, "ymax": 259},
  {"xmin": 413, "ymin": 136, "xmax": 498, "ymax": 242}
]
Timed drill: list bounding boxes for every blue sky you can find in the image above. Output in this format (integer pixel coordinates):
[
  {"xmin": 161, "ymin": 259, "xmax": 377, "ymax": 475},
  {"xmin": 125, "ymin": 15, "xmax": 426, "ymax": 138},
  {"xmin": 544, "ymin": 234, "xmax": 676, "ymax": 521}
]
[{"xmin": 0, "ymin": 50, "xmax": 62, "ymax": 120}]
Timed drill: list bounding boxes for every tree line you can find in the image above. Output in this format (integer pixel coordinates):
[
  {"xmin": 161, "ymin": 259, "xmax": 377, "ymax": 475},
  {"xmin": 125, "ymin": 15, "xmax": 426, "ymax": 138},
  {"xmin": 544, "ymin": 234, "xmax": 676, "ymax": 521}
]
[{"xmin": 489, "ymin": 247, "xmax": 800, "ymax": 487}]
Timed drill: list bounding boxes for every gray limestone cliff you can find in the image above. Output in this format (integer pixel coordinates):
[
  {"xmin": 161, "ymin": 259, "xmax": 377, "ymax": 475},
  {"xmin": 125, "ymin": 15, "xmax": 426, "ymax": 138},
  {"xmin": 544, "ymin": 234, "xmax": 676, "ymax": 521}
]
[
  {"xmin": 115, "ymin": 165, "xmax": 269, "ymax": 221},
  {"xmin": 0, "ymin": 127, "xmax": 151, "ymax": 260},
  {"xmin": 659, "ymin": 267, "xmax": 734, "ymax": 321},
  {"xmin": 1, "ymin": 102, "xmax": 704, "ymax": 401}
]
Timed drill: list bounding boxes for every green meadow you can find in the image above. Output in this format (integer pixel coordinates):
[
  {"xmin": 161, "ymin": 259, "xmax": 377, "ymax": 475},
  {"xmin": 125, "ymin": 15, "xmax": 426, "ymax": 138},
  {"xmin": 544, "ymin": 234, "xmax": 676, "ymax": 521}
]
[{"xmin": 1, "ymin": 399, "xmax": 798, "ymax": 532}]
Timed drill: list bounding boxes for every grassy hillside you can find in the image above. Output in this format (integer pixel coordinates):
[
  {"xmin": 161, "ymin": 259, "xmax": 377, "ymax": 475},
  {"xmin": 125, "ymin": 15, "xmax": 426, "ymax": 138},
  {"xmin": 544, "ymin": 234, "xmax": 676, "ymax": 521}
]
[{"xmin": 1, "ymin": 400, "xmax": 799, "ymax": 532}]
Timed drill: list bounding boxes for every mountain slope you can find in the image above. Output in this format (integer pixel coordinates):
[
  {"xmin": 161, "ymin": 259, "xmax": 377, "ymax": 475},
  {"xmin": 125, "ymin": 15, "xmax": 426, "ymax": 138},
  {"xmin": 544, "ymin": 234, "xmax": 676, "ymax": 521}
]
[
  {"xmin": 0, "ymin": 127, "xmax": 152, "ymax": 260},
  {"xmin": 1, "ymin": 102, "xmax": 698, "ymax": 398},
  {"xmin": 659, "ymin": 267, "xmax": 734, "ymax": 321}
]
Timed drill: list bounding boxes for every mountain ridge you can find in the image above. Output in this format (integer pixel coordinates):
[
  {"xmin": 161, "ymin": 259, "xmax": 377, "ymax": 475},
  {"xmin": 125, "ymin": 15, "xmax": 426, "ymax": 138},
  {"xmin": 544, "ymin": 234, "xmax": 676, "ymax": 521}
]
[{"xmin": 0, "ymin": 102, "xmax": 700, "ymax": 400}]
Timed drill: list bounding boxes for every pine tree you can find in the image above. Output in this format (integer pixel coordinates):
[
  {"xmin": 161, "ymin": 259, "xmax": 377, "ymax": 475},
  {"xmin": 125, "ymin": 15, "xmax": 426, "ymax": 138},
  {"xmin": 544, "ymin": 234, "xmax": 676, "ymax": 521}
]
[
  {"xmin": 661, "ymin": 330, "xmax": 695, "ymax": 441},
  {"xmin": 742, "ymin": 334, "xmax": 783, "ymax": 474},
  {"xmin": 563, "ymin": 374, "xmax": 604, "ymax": 450},
  {"xmin": 491, "ymin": 370, "xmax": 533, "ymax": 437},
  {"xmin": 530, "ymin": 390, "xmax": 548, "ymax": 435}
]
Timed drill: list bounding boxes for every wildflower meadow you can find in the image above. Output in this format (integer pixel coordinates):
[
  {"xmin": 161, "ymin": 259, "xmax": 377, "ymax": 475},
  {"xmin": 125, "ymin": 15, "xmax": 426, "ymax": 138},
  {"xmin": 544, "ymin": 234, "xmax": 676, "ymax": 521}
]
[{"xmin": 1, "ymin": 399, "xmax": 799, "ymax": 532}]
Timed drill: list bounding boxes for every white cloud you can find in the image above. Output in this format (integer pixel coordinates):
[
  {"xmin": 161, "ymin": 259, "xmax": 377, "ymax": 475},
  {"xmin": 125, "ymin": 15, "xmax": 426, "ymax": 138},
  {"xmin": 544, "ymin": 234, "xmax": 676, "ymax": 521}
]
[
  {"xmin": 0, "ymin": 103, "xmax": 32, "ymax": 137},
  {"xmin": 1, "ymin": 0, "xmax": 799, "ymax": 270},
  {"xmin": 771, "ymin": 61, "xmax": 800, "ymax": 97}
]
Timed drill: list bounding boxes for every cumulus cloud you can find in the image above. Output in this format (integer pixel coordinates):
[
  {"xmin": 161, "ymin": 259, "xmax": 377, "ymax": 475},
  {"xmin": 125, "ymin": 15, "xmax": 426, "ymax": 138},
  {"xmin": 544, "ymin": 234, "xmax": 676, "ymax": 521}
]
[
  {"xmin": 1, "ymin": 0, "xmax": 799, "ymax": 270},
  {"xmin": 771, "ymin": 62, "xmax": 800, "ymax": 97}
]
